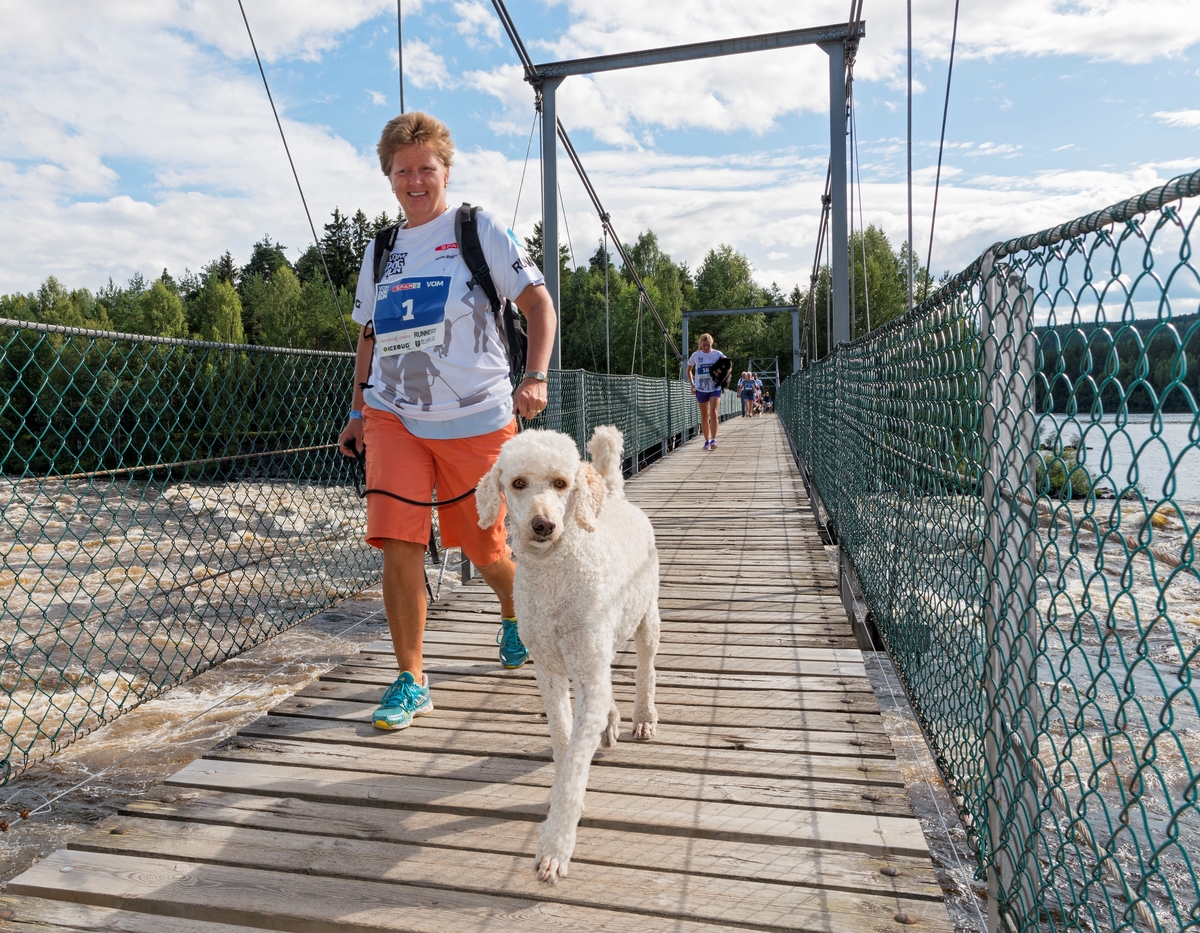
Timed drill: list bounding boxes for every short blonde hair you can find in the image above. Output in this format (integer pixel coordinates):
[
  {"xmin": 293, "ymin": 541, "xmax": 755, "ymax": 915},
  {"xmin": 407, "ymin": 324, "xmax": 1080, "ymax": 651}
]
[
  {"xmin": 698, "ymin": 333, "xmax": 713, "ymax": 344},
  {"xmin": 377, "ymin": 112, "xmax": 454, "ymax": 174}
]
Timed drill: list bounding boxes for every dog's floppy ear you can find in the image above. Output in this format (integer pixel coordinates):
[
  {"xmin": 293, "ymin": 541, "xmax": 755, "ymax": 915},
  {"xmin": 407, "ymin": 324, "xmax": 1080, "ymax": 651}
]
[
  {"xmin": 570, "ymin": 461, "xmax": 607, "ymax": 532},
  {"xmin": 475, "ymin": 461, "xmax": 504, "ymax": 528}
]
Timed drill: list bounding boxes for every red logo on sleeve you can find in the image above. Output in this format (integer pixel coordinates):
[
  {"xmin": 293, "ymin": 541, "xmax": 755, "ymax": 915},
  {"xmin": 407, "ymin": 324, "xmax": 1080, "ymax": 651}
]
[{"xmin": 434, "ymin": 242, "xmax": 458, "ymax": 251}]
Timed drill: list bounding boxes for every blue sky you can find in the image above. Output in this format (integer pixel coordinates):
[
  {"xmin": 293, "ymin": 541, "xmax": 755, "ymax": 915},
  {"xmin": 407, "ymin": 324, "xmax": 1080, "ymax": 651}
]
[{"xmin": 0, "ymin": 0, "xmax": 1197, "ymax": 296}]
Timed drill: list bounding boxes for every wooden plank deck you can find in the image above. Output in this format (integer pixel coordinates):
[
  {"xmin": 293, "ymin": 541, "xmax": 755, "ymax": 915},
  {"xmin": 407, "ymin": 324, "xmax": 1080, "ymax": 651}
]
[{"xmin": 2, "ymin": 415, "xmax": 952, "ymax": 933}]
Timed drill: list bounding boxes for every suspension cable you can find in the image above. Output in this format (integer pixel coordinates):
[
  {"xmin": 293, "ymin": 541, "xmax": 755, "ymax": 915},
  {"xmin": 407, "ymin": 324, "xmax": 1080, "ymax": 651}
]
[
  {"xmin": 851, "ymin": 100, "xmax": 872, "ymax": 334},
  {"xmin": 806, "ymin": 163, "xmax": 832, "ymax": 361},
  {"xmin": 512, "ymin": 109, "xmax": 538, "ymax": 229},
  {"xmin": 604, "ymin": 226, "xmax": 611, "ymax": 374},
  {"xmin": 906, "ymin": 0, "xmax": 914, "ymax": 312},
  {"xmin": 556, "ymin": 121, "xmax": 683, "ymax": 362},
  {"xmin": 237, "ymin": 0, "xmax": 355, "ymax": 354},
  {"xmin": 558, "ymin": 179, "xmax": 599, "ymax": 370},
  {"xmin": 397, "ymin": 0, "xmax": 405, "ymax": 113},
  {"xmin": 489, "ymin": 0, "xmax": 539, "ymax": 81},
  {"xmin": 923, "ymin": 0, "xmax": 960, "ymax": 302}
]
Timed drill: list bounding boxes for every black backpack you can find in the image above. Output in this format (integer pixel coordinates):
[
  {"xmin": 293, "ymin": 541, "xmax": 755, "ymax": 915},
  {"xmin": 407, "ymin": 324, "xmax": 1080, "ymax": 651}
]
[{"xmin": 371, "ymin": 204, "xmax": 528, "ymax": 383}]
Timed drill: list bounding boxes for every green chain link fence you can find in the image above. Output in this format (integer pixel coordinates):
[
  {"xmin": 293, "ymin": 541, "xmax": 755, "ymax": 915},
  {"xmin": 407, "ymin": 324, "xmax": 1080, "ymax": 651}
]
[
  {"xmin": 1, "ymin": 316, "xmax": 730, "ymax": 784},
  {"xmin": 0, "ymin": 322, "xmax": 379, "ymax": 784},
  {"xmin": 778, "ymin": 169, "xmax": 1200, "ymax": 932}
]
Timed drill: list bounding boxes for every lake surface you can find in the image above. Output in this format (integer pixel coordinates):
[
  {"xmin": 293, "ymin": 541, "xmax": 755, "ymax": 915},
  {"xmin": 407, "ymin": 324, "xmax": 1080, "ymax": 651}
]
[{"xmin": 1042, "ymin": 412, "xmax": 1200, "ymax": 501}]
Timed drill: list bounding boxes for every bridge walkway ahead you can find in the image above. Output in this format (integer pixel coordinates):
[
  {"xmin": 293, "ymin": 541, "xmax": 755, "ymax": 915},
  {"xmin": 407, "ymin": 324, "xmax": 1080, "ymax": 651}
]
[{"xmin": 2, "ymin": 415, "xmax": 953, "ymax": 933}]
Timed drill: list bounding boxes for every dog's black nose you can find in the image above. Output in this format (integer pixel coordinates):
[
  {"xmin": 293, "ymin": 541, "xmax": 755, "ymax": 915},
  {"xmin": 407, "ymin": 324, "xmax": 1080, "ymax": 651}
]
[{"xmin": 531, "ymin": 517, "xmax": 555, "ymax": 538}]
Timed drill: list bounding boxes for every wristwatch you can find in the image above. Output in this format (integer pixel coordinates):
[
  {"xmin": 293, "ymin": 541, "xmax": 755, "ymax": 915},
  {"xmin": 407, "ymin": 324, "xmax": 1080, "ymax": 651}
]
[{"xmin": 523, "ymin": 371, "xmax": 548, "ymax": 383}]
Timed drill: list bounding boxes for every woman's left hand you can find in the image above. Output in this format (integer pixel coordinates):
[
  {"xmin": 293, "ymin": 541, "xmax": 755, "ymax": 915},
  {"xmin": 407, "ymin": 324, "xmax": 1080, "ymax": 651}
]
[{"xmin": 514, "ymin": 378, "xmax": 548, "ymax": 419}]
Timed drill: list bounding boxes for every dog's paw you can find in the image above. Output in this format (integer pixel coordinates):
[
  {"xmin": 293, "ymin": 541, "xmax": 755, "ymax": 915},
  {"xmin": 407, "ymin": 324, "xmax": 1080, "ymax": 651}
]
[
  {"xmin": 632, "ymin": 718, "xmax": 657, "ymax": 740},
  {"xmin": 534, "ymin": 834, "xmax": 573, "ymax": 883}
]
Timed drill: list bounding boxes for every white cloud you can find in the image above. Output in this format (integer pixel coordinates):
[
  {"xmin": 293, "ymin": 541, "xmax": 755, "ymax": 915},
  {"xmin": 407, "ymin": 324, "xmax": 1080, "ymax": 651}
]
[
  {"xmin": 398, "ymin": 38, "xmax": 454, "ymax": 89},
  {"xmin": 453, "ymin": 0, "xmax": 503, "ymax": 48},
  {"xmin": 0, "ymin": 5, "xmax": 397, "ymax": 293},
  {"xmin": 368, "ymin": 89, "xmax": 389, "ymax": 106},
  {"xmin": 1154, "ymin": 109, "xmax": 1200, "ymax": 129}
]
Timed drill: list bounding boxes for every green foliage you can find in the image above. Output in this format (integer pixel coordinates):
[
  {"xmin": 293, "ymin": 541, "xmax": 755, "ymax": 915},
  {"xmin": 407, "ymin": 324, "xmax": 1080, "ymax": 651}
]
[
  {"xmin": 138, "ymin": 280, "xmax": 189, "ymax": 338},
  {"xmin": 247, "ymin": 266, "xmax": 299, "ymax": 348},
  {"xmin": 187, "ymin": 274, "xmax": 244, "ymax": 343},
  {"xmin": 807, "ymin": 225, "xmax": 921, "ymax": 355}
]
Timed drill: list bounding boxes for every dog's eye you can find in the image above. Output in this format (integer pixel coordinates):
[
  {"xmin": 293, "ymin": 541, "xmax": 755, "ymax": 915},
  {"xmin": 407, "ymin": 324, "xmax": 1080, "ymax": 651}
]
[
  {"xmin": 553, "ymin": 478, "xmax": 568, "ymax": 490},
  {"xmin": 511, "ymin": 478, "xmax": 527, "ymax": 489}
]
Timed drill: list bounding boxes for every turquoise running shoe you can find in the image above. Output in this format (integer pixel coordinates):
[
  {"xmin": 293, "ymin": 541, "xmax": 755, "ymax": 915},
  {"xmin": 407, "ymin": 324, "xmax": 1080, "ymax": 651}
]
[
  {"xmin": 372, "ymin": 671, "xmax": 434, "ymax": 731},
  {"xmin": 496, "ymin": 617, "xmax": 529, "ymax": 669}
]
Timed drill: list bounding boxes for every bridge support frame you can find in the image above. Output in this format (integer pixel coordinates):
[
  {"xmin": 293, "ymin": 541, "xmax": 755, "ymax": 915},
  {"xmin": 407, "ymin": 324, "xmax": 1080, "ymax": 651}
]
[
  {"xmin": 681, "ymin": 307, "xmax": 801, "ymax": 380},
  {"xmin": 528, "ymin": 21, "xmax": 864, "ymax": 370}
]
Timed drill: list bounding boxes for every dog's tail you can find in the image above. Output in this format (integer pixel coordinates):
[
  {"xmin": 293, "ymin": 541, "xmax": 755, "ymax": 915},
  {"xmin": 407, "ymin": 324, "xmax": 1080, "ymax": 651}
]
[{"xmin": 587, "ymin": 425, "xmax": 625, "ymax": 497}]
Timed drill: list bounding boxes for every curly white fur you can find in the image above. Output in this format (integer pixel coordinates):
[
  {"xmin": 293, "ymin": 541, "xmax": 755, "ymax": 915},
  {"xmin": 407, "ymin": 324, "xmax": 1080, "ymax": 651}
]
[{"xmin": 477, "ymin": 425, "xmax": 660, "ymax": 883}]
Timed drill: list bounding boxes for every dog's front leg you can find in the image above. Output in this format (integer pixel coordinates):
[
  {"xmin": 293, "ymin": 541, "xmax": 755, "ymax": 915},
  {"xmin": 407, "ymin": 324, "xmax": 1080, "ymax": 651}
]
[
  {"xmin": 632, "ymin": 604, "xmax": 660, "ymax": 740},
  {"xmin": 533, "ymin": 665, "xmax": 571, "ymax": 763},
  {"xmin": 534, "ymin": 676, "xmax": 611, "ymax": 883}
]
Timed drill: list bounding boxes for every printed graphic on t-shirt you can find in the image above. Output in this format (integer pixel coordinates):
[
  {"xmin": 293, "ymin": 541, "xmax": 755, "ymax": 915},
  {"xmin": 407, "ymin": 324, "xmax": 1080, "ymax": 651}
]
[
  {"xmin": 689, "ymin": 350, "xmax": 723, "ymax": 393},
  {"xmin": 374, "ymin": 275, "xmax": 452, "ymax": 357}
]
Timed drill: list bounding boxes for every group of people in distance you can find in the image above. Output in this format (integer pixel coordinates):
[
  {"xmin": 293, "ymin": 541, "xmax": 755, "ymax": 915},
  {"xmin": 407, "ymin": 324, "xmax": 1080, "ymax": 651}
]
[
  {"xmin": 737, "ymin": 370, "xmax": 770, "ymax": 418},
  {"xmin": 686, "ymin": 334, "xmax": 772, "ymax": 450}
]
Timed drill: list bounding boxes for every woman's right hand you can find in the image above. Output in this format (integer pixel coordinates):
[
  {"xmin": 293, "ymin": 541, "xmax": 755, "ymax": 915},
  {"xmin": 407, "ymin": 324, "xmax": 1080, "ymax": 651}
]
[{"xmin": 338, "ymin": 419, "xmax": 364, "ymax": 458}]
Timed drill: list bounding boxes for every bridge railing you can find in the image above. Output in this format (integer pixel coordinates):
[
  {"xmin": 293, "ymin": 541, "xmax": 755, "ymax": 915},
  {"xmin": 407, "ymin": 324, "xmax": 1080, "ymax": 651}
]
[
  {"xmin": 778, "ymin": 169, "xmax": 1200, "ymax": 933},
  {"xmin": 0, "ymin": 319, "xmax": 717, "ymax": 783}
]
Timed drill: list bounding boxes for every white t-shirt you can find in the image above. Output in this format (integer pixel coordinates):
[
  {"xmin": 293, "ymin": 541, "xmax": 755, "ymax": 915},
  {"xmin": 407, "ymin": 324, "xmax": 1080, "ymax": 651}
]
[
  {"xmin": 688, "ymin": 349, "xmax": 725, "ymax": 393},
  {"xmin": 351, "ymin": 207, "xmax": 544, "ymax": 423}
]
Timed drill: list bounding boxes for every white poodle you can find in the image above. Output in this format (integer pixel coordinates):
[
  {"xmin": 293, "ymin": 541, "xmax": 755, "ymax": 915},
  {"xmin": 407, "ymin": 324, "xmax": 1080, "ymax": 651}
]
[{"xmin": 476, "ymin": 425, "xmax": 660, "ymax": 883}]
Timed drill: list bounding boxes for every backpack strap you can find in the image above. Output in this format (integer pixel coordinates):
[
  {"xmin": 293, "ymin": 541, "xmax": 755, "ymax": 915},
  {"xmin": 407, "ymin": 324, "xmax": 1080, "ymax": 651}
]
[
  {"xmin": 372, "ymin": 223, "xmax": 401, "ymax": 286},
  {"xmin": 454, "ymin": 204, "xmax": 502, "ymax": 315},
  {"xmin": 454, "ymin": 203, "xmax": 528, "ymax": 383}
]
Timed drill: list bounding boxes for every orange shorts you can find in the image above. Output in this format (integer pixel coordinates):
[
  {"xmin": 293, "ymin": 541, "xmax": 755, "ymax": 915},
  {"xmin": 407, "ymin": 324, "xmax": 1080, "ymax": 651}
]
[{"xmin": 361, "ymin": 405, "xmax": 515, "ymax": 565}]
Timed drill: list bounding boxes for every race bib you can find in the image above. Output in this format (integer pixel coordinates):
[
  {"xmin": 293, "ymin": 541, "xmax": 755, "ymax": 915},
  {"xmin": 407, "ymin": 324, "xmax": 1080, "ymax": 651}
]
[{"xmin": 374, "ymin": 275, "xmax": 452, "ymax": 357}]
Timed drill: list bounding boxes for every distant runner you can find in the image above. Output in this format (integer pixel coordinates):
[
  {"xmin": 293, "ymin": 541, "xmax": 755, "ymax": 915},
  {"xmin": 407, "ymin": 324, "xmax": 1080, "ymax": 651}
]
[{"xmin": 687, "ymin": 333, "xmax": 726, "ymax": 450}]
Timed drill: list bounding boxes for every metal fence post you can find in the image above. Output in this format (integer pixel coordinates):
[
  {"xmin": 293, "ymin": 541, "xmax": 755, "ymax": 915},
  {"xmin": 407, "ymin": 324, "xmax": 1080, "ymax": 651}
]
[{"xmin": 980, "ymin": 250, "xmax": 1041, "ymax": 933}]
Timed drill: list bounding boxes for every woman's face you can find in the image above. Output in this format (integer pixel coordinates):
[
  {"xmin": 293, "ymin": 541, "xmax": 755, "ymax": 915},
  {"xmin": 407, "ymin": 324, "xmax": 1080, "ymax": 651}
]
[
  {"xmin": 388, "ymin": 143, "xmax": 450, "ymax": 227},
  {"xmin": 699, "ymin": 337, "xmax": 712, "ymax": 352}
]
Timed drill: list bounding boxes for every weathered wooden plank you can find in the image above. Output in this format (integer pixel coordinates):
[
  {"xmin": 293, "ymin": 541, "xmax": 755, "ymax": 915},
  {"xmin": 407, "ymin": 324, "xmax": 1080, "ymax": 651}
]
[
  {"xmin": 0, "ymin": 895, "xmax": 269, "ymax": 933},
  {"xmin": 122, "ymin": 790, "xmax": 945, "ymax": 901},
  {"xmin": 278, "ymin": 684, "xmax": 884, "ymax": 722},
  {"xmin": 357, "ymin": 645, "xmax": 864, "ymax": 678},
  {"xmin": 164, "ymin": 759, "xmax": 931, "ymax": 857},
  {"xmin": 65, "ymin": 817, "xmax": 953, "ymax": 933},
  {"xmin": 241, "ymin": 709, "xmax": 897, "ymax": 759},
  {"xmin": 9, "ymin": 850, "xmax": 779, "ymax": 933},
  {"xmin": 203, "ymin": 733, "xmax": 908, "ymax": 797},
  {"xmin": 304, "ymin": 669, "xmax": 875, "ymax": 701},
  {"xmin": 413, "ymin": 632, "xmax": 865, "ymax": 663}
]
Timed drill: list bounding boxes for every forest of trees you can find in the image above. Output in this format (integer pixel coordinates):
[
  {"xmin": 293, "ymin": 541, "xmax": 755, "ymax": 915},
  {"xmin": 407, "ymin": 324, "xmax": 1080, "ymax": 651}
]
[{"xmin": 0, "ymin": 206, "xmax": 922, "ymax": 377}]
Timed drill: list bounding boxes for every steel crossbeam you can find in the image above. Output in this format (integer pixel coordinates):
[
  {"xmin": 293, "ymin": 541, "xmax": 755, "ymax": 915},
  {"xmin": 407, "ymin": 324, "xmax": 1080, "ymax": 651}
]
[
  {"xmin": 682, "ymin": 307, "xmax": 802, "ymax": 373},
  {"xmin": 530, "ymin": 22, "xmax": 865, "ymax": 78}
]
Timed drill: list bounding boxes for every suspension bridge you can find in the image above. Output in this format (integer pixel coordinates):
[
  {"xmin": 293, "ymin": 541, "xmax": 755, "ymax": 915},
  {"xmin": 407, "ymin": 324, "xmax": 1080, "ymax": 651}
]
[{"xmin": 2, "ymin": 3, "xmax": 1200, "ymax": 932}]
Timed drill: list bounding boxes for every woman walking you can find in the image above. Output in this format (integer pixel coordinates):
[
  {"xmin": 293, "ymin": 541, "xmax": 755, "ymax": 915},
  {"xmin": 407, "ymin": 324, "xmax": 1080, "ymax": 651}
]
[
  {"xmin": 737, "ymin": 371, "xmax": 756, "ymax": 418},
  {"xmin": 338, "ymin": 111, "xmax": 556, "ymax": 730},
  {"xmin": 687, "ymin": 333, "xmax": 726, "ymax": 450}
]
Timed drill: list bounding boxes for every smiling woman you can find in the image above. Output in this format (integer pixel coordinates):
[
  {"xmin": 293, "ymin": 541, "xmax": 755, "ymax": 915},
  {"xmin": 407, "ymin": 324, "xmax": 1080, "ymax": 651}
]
[{"xmin": 334, "ymin": 110, "xmax": 558, "ymax": 731}]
